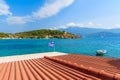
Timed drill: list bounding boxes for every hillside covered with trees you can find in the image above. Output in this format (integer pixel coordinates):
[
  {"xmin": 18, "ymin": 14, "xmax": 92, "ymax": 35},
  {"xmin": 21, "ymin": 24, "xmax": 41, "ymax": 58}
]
[
  {"xmin": 0, "ymin": 29, "xmax": 81, "ymax": 39},
  {"xmin": 0, "ymin": 32, "xmax": 8, "ymax": 38},
  {"xmin": 15, "ymin": 29, "xmax": 80, "ymax": 39}
]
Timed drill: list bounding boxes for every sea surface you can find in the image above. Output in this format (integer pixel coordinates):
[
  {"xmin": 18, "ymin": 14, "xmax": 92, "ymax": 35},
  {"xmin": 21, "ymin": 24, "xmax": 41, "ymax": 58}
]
[{"xmin": 0, "ymin": 38, "xmax": 120, "ymax": 58}]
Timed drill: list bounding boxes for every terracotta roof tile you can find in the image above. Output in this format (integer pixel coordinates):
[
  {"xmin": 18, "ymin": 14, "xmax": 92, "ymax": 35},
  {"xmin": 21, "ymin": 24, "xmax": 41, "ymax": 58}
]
[
  {"xmin": 53, "ymin": 54, "xmax": 120, "ymax": 74},
  {"xmin": 0, "ymin": 54, "xmax": 120, "ymax": 80}
]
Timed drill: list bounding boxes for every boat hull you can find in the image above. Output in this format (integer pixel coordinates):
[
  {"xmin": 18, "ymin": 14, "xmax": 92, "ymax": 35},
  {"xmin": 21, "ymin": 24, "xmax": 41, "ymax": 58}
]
[{"xmin": 96, "ymin": 50, "xmax": 107, "ymax": 56}]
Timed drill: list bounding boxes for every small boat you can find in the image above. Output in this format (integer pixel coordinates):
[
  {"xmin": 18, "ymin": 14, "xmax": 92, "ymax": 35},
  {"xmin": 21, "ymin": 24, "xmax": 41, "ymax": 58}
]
[{"xmin": 96, "ymin": 50, "xmax": 107, "ymax": 56}]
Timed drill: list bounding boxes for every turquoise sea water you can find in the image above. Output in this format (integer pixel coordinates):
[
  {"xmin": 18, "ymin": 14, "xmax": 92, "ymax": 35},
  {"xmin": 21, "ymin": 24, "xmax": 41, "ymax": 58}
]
[{"xmin": 0, "ymin": 38, "xmax": 120, "ymax": 58}]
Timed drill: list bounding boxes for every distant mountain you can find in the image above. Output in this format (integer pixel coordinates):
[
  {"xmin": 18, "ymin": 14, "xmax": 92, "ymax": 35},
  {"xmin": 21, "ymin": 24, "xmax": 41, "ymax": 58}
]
[
  {"xmin": 87, "ymin": 32, "xmax": 120, "ymax": 38},
  {"xmin": 108, "ymin": 28, "xmax": 120, "ymax": 33},
  {"xmin": 59, "ymin": 27, "xmax": 120, "ymax": 37},
  {"xmin": 59, "ymin": 27, "xmax": 105, "ymax": 36}
]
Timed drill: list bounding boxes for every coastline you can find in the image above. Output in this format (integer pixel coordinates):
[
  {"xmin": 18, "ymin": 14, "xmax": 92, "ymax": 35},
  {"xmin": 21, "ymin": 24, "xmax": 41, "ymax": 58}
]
[{"xmin": 0, "ymin": 52, "xmax": 67, "ymax": 63}]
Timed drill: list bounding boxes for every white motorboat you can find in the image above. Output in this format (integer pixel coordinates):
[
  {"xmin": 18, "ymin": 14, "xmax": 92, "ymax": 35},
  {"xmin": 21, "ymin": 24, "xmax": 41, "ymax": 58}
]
[{"xmin": 96, "ymin": 50, "xmax": 107, "ymax": 55}]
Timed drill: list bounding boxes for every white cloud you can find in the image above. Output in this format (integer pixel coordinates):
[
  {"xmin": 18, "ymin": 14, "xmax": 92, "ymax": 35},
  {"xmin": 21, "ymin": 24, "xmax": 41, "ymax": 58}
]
[
  {"xmin": 85, "ymin": 21, "xmax": 103, "ymax": 28},
  {"xmin": 87, "ymin": 22, "xmax": 94, "ymax": 27},
  {"xmin": 115, "ymin": 24, "xmax": 120, "ymax": 28},
  {"xmin": 67, "ymin": 22, "xmax": 76, "ymax": 26},
  {"xmin": 0, "ymin": 0, "xmax": 12, "ymax": 16},
  {"xmin": 52, "ymin": 22, "xmax": 77, "ymax": 30},
  {"xmin": 50, "ymin": 26, "xmax": 66, "ymax": 30},
  {"xmin": 6, "ymin": 16, "xmax": 33, "ymax": 24},
  {"xmin": 66, "ymin": 22, "xmax": 85, "ymax": 27},
  {"xmin": 51, "ymin": 22, "xmax": 105, "ymax": 29},
  {"xmin": 2, "ymin": 0, "xmax": 74, "ymax": 24},
  {"xmin": 33, "ymin": 0, "xmax": 74, "ymax": 19}
]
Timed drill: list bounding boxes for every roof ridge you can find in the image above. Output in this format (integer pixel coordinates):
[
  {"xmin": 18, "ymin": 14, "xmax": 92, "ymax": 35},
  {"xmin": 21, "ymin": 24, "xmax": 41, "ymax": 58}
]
[{"xmin": 44, "ymin": 56, "xmax": 120, "ymax": 80}]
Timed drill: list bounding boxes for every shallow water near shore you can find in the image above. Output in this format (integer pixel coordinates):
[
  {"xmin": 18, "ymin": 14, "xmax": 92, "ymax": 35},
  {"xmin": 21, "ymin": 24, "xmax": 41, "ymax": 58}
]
[{"xmin": 0, "ymin": 38, "xmax": 120, "ymax": 58}]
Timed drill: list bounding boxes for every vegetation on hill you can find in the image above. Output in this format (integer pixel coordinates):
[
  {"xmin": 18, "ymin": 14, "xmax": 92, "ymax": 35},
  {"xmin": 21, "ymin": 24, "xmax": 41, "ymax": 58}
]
[
  {"xmin": 0, "ymin": 32, "xmax": 8, "ymax": 38},
  {"xmin": 0, "ymin": 29, "xmax": 81, "ymax": 39},
  {"xmin": 15, "ymin": 29, "xmax": 81, "ymax": 39}
]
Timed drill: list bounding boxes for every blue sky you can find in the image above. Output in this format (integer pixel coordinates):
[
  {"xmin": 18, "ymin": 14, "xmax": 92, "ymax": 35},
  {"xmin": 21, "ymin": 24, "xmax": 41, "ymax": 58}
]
[{"xmin": 0, "ymin": 0, "xmax": 120, "ymax": 33}]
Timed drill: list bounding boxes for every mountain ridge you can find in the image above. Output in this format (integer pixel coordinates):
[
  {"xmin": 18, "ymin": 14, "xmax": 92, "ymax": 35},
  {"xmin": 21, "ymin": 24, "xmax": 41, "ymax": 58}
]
[
  {"xmin": 87, "ymin": 31, "xmax": 120, "ymax": 38},
  {"xmin": 59, "ymin": 27, "xmax": 120, "ymax": 37}
]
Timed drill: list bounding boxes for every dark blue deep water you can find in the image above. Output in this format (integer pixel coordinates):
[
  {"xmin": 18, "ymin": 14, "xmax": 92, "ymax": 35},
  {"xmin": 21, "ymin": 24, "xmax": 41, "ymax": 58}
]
[{"xmin": 0, "ymin": 38, "xmax": 120, "ymax": 58}]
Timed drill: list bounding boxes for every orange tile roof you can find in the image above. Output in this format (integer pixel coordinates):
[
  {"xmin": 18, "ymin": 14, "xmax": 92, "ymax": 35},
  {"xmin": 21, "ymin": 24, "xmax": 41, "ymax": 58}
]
[
  {"xmin": 0, "ymin": 54, "xmax": 120, "ymax": 80},
  {"xmin": 52, "ymin": 54, "xmax": 120, "ymax": 75}
]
